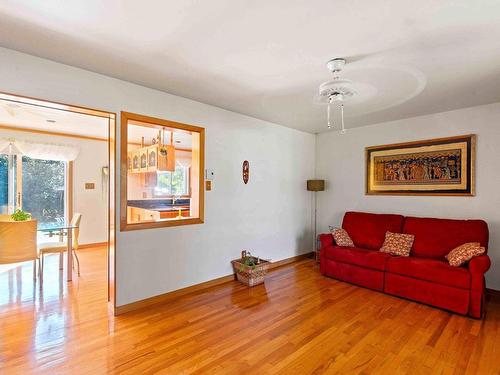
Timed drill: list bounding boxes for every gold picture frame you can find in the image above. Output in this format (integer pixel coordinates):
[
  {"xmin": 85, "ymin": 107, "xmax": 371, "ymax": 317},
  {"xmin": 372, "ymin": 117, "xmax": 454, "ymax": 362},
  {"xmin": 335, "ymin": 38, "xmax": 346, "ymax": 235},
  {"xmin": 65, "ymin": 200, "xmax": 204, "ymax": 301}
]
[{"xmin": 366, "ymin": 135, "xmax": 476, "ymax": 196}]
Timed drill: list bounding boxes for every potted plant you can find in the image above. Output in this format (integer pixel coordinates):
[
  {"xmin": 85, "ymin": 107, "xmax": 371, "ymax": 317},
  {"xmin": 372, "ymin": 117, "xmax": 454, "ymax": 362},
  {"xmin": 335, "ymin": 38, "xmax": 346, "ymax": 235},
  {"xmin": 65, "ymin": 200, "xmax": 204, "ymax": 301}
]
[
  {"xmin": 11, "ymin": 209, "xmax": 32, "ymax": 221},
  {"xmin": 231, "ymin": 250, "xmax": 270, "ymax": 287}
]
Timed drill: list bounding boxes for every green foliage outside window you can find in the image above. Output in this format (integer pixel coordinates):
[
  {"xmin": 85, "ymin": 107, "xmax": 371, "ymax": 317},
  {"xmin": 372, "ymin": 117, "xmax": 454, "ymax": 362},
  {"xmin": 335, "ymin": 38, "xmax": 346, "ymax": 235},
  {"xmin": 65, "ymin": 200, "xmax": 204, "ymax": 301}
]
[
  {"xmin": 22, "ymin": 156, "xmax": 65, "ymax": 225},
  {"xmin": 156, "ymin": 166, "xmax": 188, "ymax": 196}
]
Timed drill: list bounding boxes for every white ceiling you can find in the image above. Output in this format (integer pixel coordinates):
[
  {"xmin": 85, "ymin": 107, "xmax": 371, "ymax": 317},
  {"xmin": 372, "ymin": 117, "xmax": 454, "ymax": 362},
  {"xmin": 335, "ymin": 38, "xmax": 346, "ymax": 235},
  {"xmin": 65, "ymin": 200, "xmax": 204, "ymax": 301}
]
[
  {"xmin": 1, "ymin": 1, "xmax": 500, "ymax": 133},
  {"xmin": 0, "ymin": 99, "xmax": 109, "ymax": 138},
  {"xmin": 128, "ymin": 124, "xmax": 192, "ymax": 150},
  {"xmin": 0, "ymin": 100, "xmax": 193, "ymax": 149}
]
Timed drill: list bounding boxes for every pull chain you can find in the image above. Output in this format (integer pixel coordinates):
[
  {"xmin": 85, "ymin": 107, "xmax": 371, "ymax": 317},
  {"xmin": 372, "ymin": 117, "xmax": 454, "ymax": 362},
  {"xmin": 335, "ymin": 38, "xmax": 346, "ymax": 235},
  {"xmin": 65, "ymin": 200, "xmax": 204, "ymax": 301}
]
[
  {"xmin": 340, "ymin": 104, "xmax": 346, "ymax": 134},
  {"xmin": 327, "ymin": 101, "xmax": 331, "ymax": 129}
]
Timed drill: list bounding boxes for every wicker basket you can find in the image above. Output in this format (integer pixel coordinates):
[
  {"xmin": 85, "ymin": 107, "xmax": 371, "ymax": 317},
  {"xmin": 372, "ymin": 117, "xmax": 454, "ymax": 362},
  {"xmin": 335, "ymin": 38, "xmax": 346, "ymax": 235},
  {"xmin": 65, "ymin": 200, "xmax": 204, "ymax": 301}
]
[{"xmin": 231, "ymin": 257, "xmax": 270, "ymax": 287}]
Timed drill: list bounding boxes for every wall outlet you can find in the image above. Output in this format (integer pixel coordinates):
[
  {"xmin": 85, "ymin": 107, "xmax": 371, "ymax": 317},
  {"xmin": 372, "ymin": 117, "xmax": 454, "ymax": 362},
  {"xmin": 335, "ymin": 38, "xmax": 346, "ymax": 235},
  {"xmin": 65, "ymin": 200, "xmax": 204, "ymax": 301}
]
[{"xmin": 85, "ymin": 183, "xmax": 95, "ymax": 190}]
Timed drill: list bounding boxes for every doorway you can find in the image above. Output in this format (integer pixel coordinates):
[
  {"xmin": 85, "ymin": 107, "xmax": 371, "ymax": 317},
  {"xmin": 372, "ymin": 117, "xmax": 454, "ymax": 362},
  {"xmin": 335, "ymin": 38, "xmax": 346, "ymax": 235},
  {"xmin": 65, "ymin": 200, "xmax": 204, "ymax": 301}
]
[{"xmin": 0, "ymin": 91, "xmax": 116, "ymax": 306}]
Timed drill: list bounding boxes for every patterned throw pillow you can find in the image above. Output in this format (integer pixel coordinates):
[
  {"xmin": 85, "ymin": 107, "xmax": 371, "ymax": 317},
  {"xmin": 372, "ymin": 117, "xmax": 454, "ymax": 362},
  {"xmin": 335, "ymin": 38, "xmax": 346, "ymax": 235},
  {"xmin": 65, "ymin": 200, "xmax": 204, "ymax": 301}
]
[
  {"xmin": 331, "ymin": 227, "xmax": 355, "ymax": 247},
  {"xmin": 379, "ymin": 231, "xmax": 415, "ymax": 256},
  {"xmin": 446, "ymin": 242, "xmax": 485, "ymax": 267}
]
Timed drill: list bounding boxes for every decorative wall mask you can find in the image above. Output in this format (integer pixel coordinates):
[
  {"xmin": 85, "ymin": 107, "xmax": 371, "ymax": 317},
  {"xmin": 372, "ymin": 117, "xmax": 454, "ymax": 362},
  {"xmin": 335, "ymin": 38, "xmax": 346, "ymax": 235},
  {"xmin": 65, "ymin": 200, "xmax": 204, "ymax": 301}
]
[{"xmin": 242, "ymin": 160, "xmax": 249, "ymax": 184}]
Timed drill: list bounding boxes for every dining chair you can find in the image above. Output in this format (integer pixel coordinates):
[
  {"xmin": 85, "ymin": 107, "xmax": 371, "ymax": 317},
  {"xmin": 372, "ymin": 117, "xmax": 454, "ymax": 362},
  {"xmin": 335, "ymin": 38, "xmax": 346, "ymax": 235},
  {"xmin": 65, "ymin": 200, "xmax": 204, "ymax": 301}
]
[
  {"xmin": 0, "ymin": 217, "xmax": 40, "ymax": 280},
  {"xmin": 38, "ymin": 213, "xmax": 82, "ymax": 277}
]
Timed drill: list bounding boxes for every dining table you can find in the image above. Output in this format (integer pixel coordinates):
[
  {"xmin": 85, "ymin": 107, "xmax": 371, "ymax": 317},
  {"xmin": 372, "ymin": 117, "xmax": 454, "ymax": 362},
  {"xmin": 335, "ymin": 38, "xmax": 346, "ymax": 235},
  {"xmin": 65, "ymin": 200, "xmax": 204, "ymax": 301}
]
[{"xmin": 37, "ymin": 222, "xmax": 78, "ymax": 281}]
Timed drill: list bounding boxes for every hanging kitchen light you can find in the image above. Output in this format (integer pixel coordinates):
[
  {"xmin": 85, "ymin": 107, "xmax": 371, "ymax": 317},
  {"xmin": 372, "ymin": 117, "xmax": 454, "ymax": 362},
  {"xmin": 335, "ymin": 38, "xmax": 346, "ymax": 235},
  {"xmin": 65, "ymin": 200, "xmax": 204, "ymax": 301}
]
[
  {"xmin": 316, "ymin": 58, "xmax": 355, "ymax": 133},
  {"xmin": 0, "ymin": 139, "xmax": 23, "ymax": 155}
]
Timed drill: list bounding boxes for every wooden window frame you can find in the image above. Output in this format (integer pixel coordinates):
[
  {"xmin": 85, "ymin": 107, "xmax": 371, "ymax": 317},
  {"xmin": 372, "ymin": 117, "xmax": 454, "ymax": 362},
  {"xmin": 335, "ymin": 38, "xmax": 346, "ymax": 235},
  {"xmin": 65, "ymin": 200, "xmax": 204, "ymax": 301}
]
[{"xmin": 120, "ymin": 111, "xmax": 205, "ymax": 231}]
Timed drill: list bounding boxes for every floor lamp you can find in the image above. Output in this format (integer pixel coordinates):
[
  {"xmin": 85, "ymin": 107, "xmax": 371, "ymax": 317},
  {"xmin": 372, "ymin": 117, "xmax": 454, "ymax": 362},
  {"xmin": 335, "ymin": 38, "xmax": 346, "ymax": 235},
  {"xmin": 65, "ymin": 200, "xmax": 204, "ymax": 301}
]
[{"xmin": 307, "ymin": 179, "xmax": 325, "ymax": 262}]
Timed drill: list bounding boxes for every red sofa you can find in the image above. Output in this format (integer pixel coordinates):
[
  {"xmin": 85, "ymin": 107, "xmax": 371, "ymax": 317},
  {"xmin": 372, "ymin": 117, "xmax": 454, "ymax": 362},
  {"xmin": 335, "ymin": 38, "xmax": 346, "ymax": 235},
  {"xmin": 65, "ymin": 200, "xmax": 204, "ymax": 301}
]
[{"xmin": 319, "ymin": 211, "xmax": 491, "ymax": 318}]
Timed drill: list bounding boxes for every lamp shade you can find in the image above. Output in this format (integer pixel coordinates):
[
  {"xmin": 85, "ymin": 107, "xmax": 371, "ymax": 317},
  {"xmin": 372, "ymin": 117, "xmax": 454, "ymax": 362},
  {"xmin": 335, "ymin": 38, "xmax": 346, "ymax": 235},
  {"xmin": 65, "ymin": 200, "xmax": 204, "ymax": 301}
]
[{"xmin": 307, "ymin": 179, "xmax": 325, "ymax": 192}]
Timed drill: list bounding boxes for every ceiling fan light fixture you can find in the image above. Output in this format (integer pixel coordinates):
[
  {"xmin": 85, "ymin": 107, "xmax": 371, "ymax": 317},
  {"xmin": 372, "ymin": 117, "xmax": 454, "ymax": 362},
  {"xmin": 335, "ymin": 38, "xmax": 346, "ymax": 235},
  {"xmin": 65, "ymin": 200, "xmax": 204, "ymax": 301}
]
[{"xmin": 317, "ymin": 58, "xmax": 356, "ymax": 133}]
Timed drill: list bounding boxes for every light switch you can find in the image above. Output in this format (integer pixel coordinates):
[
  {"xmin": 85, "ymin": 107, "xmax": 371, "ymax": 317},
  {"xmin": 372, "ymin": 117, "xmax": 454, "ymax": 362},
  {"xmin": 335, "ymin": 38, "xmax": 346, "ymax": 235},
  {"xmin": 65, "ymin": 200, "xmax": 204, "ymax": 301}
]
[
  {"xmin": 85, "ymin": 183, "xmax": 95, "ymax": 190},
  {"xmin": 205, "ymin": 180, "xmax": 212, "ymax": 191},
  {"xmin": 205, "ymin": 169, "xmax": 215, "ymax": 180}
]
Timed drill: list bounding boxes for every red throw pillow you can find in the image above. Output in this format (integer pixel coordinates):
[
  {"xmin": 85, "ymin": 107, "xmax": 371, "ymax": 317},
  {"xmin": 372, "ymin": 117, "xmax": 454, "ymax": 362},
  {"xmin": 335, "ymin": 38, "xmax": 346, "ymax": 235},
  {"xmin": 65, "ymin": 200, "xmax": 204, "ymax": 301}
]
[
  {"xmin": 379, "ymin": 231, "xmax": 414, "ymax": 256},
  {"xmin": 446, "ymin": 242, "xmax": 485, "ymax": 267},
  {"xmin": 331, "ymin": 227, "xmax": 354, "ymax": 247}
]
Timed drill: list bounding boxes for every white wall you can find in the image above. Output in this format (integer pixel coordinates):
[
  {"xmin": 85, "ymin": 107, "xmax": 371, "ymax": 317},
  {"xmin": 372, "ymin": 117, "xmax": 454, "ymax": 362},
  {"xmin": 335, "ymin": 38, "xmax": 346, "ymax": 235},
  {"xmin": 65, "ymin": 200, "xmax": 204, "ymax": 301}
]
[
  {"xmin": 316, "ymin": 103, "xmax": 500, "ymax": 290},
  {"xmin": 0, "ymin": 47, "xmax": 315, "ymax": 306},
  {"xmin": 0, "ymin": 128, "xmax": 108, "ymax": 244}
]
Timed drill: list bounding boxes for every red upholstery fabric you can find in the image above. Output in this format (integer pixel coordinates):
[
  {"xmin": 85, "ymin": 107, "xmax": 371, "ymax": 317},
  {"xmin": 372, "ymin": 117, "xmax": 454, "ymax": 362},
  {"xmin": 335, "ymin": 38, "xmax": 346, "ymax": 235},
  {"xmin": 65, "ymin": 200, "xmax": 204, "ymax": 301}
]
[
  {"xmin": 319, "ymin": 233, "xmax": 333, "ymax": 249},
  {"xmin": 321, "ymin": 257, "xmax": 385, "ymax": 291},
  {"xmin": 342, "ymin": 212, "xmax": 405, "ymax": 250},
  {"xmin": 385, "ymin": 273, "xmax": 470, "ymax": 315},
  {"xmin": 469, "ymin": 255, "xmax": 491, "ymax": 318},
  {"xmin": 469, "ymin": 254, "xmax": 491, "ymax": 275},
  {"xmin": 386, "ymin": 257, "xmax": 470, "ymax": 289},
  {"xmin": 320, "ymin": 212, "xmax": 490, "ymax": 318},
  {"xmin": 403, "ymin": 217, "xmax": 489, "ymax": 258},
  {"xmin": 322, "ymin": 245, "xmax": 391, "ymax": 271}
]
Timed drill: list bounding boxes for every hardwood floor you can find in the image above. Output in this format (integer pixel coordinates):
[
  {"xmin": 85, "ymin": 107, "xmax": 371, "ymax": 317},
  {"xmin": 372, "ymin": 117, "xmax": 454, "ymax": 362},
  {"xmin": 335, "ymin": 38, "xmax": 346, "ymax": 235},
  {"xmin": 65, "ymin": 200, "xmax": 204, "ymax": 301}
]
[{"xmin": 1, "ymin": 247, "xmax": 499, "ymax": 374}]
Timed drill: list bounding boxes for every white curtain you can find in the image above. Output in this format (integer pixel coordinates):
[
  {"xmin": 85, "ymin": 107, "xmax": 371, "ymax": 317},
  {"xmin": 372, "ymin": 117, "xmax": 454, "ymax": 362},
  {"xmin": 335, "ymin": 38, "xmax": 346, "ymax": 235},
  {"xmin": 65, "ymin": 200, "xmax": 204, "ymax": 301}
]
[{"xmin": 0, "ymin": 138, "xmax": 79, "ymax": 161}]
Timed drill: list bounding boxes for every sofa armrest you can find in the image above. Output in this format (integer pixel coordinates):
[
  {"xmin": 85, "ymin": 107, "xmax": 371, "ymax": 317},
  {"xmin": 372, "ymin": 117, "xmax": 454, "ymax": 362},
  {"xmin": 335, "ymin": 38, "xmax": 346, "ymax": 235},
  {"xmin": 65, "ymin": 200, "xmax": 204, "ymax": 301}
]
[
  {"xmin": 468, "ymin": 254, "xmax": 491, "ymax": 318},
  {"xmin": 319, "ymin": 233, "xmax": 333, "ymax": 249},
  {"xmin": 469, "ymin": 255, "xmax": 491, "ymax": 275}
]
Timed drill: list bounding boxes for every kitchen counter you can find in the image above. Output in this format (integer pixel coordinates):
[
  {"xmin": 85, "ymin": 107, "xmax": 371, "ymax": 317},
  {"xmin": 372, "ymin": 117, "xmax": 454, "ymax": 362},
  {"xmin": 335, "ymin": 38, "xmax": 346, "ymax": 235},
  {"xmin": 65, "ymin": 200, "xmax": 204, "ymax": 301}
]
[
  {"xmin": 133, "ymin": 206, "xmax": 189, "ymax": 213},
  {"xmin": 128, "ymin": 199, "xmax": 190, "ymax": 211},
  {"xmin": 127, "ymin": 199, "xmax": 191, "ymax": 222}
]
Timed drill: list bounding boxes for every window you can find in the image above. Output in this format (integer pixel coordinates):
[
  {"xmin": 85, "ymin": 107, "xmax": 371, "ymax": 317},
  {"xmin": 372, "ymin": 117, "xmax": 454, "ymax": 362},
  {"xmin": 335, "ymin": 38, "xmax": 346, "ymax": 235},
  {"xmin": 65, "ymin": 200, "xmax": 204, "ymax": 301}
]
[
  {"xmin": 0, "ymin": 154, "xmax": 67, "ymax": 226},
  {"xmin": 155, "ymin": 166, "xmax": 189, "ymax": 197},
  {"xmin": 120, "ymin": 111, "xmax": 204, "ymax": 231},
  {"xmin": 22, "ymin": 157, "xmax": 66, "ymax": 226}
]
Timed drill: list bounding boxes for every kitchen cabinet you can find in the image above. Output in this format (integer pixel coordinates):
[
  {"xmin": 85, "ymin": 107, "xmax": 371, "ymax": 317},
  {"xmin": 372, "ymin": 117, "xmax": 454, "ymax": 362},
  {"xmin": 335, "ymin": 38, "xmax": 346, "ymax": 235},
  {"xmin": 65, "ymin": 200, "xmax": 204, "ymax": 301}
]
[
  {"xmin": 127, "ymin": 206, "xmax": 161, "ymax": 223},
  {"xmin": 159, "ymin": 209, "xmax": 190, "ymax": 219},
  {"xmin": 127, "ymin": 144, "xmax": 176, "ymax": 174}
]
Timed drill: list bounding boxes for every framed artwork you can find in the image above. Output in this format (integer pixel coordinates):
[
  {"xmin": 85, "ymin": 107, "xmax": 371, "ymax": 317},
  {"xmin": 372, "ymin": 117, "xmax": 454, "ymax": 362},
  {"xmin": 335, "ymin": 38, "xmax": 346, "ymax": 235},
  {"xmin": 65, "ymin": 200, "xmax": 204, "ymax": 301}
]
[{"xmin": 366, "ymin": 135, "xmax": 476, "ymax": 196}]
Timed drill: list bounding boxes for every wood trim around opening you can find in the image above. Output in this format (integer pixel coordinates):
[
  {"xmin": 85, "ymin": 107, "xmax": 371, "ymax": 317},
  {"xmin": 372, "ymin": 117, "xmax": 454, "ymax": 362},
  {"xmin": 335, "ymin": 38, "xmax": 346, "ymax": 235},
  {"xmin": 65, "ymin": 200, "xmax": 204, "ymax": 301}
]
[
  {"xmin": 120, "ymin": 111, "xmax": 205, "ymax": 232},
  {"xmin": 114, "ymin": 252, "xmax": 314, "ymax": 315},
  {"xmin": 0, "ymin": 90, "xmax": 117, "ymax": 310},
  {"xmin": 78, "ymin": 241, "xmax": 109, "ymax": 250}
]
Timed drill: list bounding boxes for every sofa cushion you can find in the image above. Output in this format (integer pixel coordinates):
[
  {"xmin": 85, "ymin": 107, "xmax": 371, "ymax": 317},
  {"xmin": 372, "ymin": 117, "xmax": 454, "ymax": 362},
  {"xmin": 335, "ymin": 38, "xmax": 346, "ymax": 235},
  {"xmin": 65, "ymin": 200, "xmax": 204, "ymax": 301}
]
[
  {"xmin": 403, "ymin": 216, "xmax": 489, "ymax": 258},
  {"xmin": 322, "ymin": 245, "xmax": 392, "ymax": 271},
  {"xmin": 386, "ymin": 256, "xmax": 471, "ymax": 289},
  {"xmin": 342, "ymin": 211, "xmax": 405, "ymax": 250},
  {"xmin": 446, "ymin": 242, "xmax": 485, "ymax": 267},
  {"xmin": 331, "ymin": 227, "xmax": 354, "ymax": 247},
  {"xmin": 380, "ymin": 231, "xmax": 415, "ymax": 257}
]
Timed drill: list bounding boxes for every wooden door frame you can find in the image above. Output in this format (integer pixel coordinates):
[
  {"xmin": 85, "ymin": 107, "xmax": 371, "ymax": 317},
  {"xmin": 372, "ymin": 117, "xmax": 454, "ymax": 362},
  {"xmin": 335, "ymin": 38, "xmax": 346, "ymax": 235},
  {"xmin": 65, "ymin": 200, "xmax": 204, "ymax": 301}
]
[{"xmin": 0, "ymin": 91, "xmax": 117, "ymax": 308}]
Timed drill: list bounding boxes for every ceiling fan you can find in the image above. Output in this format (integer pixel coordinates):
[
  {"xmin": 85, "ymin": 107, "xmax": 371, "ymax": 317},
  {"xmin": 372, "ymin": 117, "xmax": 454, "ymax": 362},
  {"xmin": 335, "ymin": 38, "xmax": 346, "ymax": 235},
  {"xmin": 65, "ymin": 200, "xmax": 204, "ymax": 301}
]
[{"xmin": 316, "ymin": 58, "xmax": 357, "ymax": 133}]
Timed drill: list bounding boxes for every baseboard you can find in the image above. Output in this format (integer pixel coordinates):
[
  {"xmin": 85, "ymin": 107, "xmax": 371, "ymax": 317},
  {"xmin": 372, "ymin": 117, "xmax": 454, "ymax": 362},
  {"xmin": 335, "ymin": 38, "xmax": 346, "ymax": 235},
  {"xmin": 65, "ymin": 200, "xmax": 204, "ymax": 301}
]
[
  {"xmin": 486, "ymin": 288, "xmax": 500, "ymax": 298},
  {"xmin": 78, "ymin": 242, "xmax": 108, "ymax": 249},
  {"xmin": 114, "ymin": 251, "xmax": 314, "ymax": 316}
]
